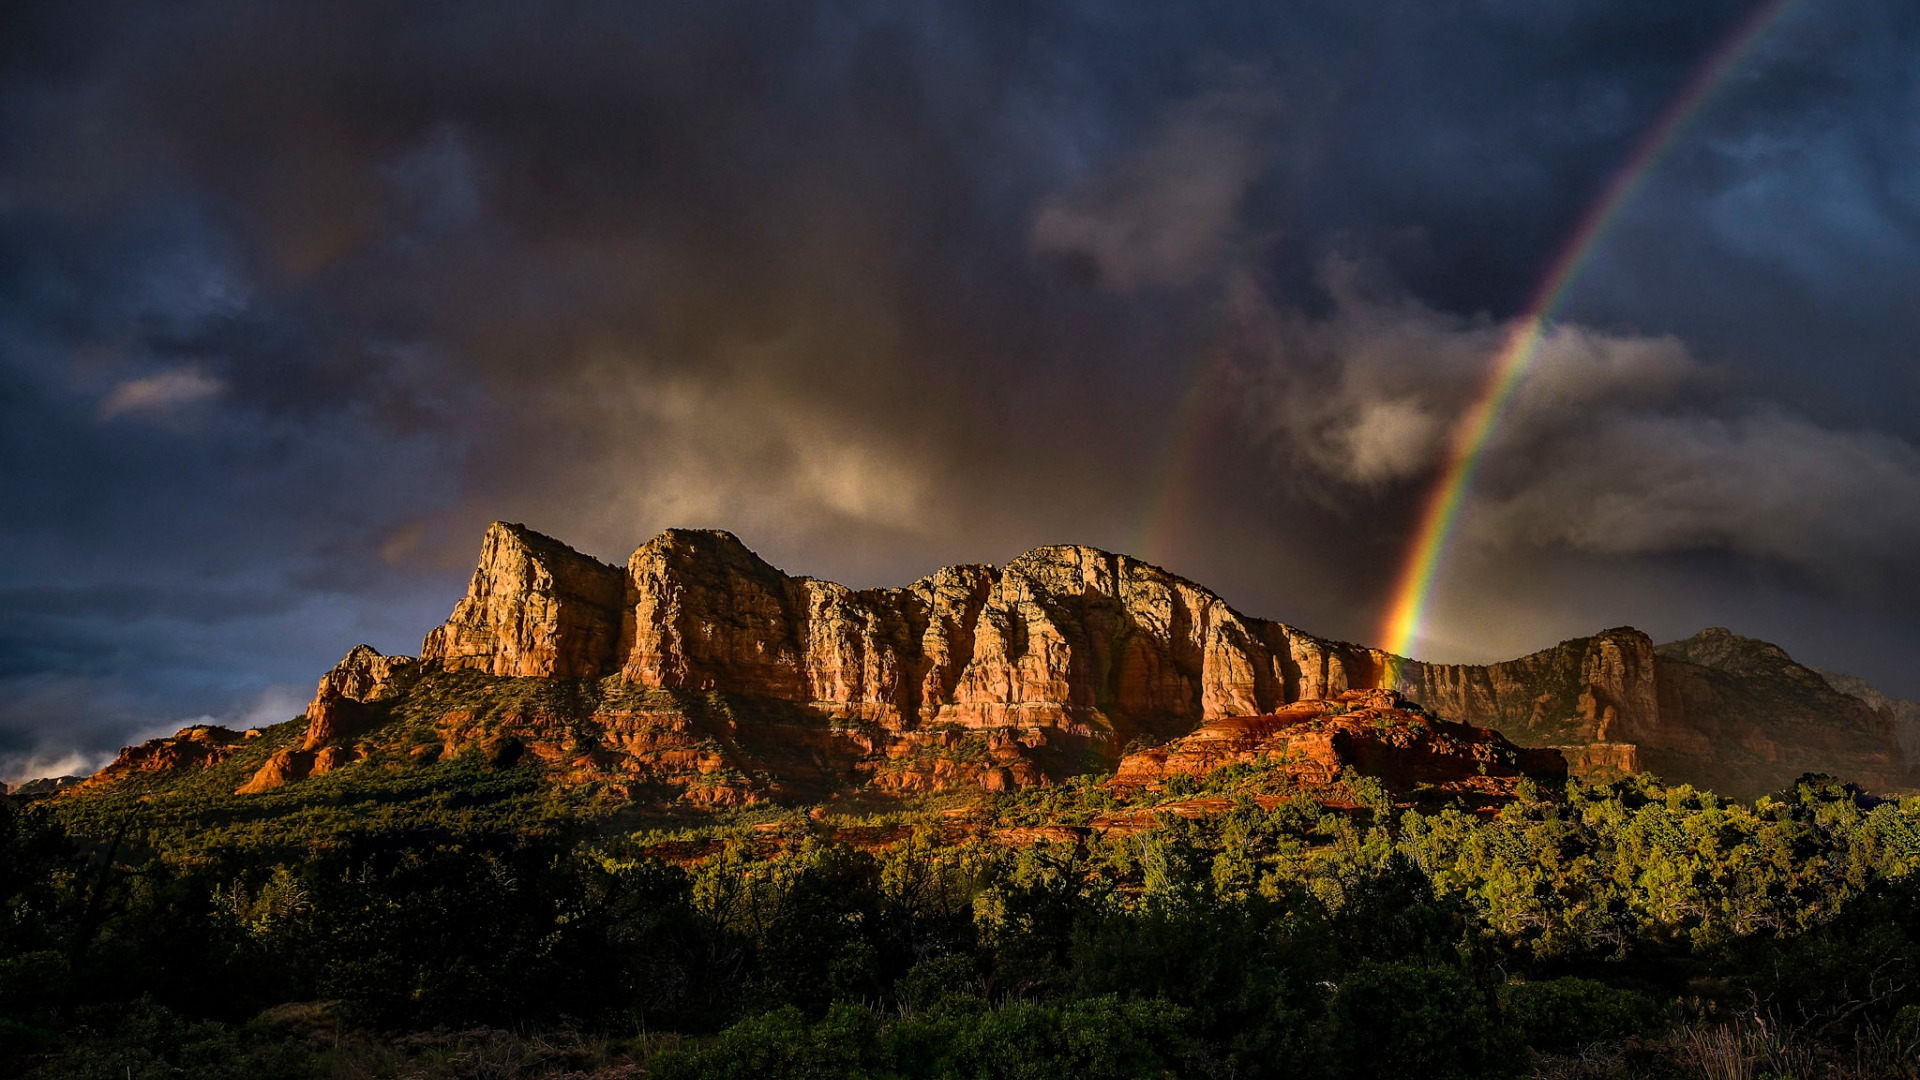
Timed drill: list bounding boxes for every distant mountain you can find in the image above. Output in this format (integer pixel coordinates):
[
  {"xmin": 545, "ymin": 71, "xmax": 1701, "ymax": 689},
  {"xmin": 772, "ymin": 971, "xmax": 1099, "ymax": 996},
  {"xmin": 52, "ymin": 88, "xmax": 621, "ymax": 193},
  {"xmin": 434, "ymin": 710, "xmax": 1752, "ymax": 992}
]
[
  {"xmin": 1812, "ymin": 666, "xmax": 1920, "ymax": 777},
  {"xmin": 1379, "ymin": 625, "xmax": 1904, "ymax": 798},
  {"xmin": 0, "ymin": 775, "xmax": 83, "ymax": 797},
  {"xmin": 1646, "ymin": 627, "xmax": 1908, "ymax": 795},
  {"xmin": 55, "ymin": 523, "xmax": 1909, "ymax": 807}
]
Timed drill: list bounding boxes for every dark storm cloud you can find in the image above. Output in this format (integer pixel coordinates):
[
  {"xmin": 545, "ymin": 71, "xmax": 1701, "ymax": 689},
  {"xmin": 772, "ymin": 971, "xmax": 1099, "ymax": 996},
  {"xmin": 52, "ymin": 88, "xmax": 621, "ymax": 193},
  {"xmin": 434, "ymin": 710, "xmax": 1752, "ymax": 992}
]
[
  {"xmin": 1227, "ymin": 259, "xmax": 1920, "ymax": 585},
  {"xmin": 3, "ymin": 0, "xmax": 1918, "ymax": 776}
]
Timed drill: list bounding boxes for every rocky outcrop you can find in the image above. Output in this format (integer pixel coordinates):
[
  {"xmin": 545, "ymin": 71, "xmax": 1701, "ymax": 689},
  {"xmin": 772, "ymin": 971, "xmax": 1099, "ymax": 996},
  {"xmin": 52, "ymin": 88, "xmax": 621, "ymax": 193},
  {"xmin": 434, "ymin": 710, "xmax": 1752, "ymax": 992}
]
[
  {"xmin": 1555, "ymin": 743, "xmax": 1641, "ymax": 781},
  {"xmin": 236, "ymin": 744, "xmax": 360, "ymax": 794},
  {"xmin": 1388, "ymin": 628, "xmax": 1658, "ymax": 750},
  {"xmin": 83, "ymin": 725, "xmax": 259, "ymax": 788},
  {"xmin": 1384, "ymin": 627, "xmax": 1909, "ymax": 798},
  {"xmin": 2, "ymin": 776, "xmax": 84, "ymax": 798},
  {"xmin": 410, "ymin": 525, "xmax": 1917, "ymax": 799},
  {"xmin": 302, "ymin": 644, "xmax": 418, "ymax": 750},
  {"xmin": 1113, "ymin": 689, "xmax": 1566, "ymax": 806},
  {"xmin": 231, "ymin": 644, "xmax": 418, "ymax": 793},
  {"xmin": 1386, "ymin": 629, "xmax": 1662, "ymax": 785},
  {"xmin": 421, "ymin": 522, "xmax": 625, "ymax": 678}
]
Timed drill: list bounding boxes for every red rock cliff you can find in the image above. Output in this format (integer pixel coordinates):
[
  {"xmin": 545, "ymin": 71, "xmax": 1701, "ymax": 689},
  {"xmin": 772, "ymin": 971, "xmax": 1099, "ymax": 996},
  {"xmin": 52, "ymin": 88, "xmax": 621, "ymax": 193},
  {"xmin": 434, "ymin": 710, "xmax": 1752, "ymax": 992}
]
[
  {"xmin": 607, "ymin": 529, "xmax": 1384, "ymax": 749},
  {"xmin": 421, "ymin": 522, "xmax": 625, "ymax": 678},
  {"xmin": 385, "ymin": 525, "xmax": 1911, "ymax": 798}
]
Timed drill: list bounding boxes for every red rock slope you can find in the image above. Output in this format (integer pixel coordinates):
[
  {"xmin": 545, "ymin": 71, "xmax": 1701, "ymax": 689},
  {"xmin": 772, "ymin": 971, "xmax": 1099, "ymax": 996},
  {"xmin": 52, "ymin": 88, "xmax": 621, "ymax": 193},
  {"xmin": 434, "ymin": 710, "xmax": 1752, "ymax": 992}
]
[{"xmin": 1113, "ymin": 689, "xmax": 1566, "ymax": 806}]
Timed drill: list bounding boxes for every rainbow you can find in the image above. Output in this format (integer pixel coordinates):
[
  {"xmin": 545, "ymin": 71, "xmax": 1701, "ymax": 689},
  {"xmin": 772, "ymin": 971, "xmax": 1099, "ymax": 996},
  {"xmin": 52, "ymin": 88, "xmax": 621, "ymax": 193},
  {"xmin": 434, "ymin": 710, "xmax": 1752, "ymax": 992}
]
[{"xmin": 1377, "ymin": 0, "xmax": 1798, "ymax": 668}]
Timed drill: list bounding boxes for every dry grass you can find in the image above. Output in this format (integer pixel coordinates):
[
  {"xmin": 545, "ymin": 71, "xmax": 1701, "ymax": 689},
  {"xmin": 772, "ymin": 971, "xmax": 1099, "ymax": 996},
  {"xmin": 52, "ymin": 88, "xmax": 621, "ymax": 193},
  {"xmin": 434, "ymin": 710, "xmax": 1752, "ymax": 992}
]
[
  {"xmin": 1528, "ymin": 1011, "xmax": 1920, "ymax": 1080},
  {"xmin": 305, "ymin": 1026, "xmax": 681, "ymax": 1080}
]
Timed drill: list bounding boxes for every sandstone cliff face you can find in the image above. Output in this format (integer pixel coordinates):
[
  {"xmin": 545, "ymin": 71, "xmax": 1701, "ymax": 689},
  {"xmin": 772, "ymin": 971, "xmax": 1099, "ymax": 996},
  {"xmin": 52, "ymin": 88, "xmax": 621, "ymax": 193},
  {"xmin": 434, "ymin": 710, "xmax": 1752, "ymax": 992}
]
[
  {"xmin": 1390, "ymin": 628, "xmax": 1659, "ymax": 750},
  {"xmin": 406, "ymin": 525, "xmax": 1914, "ymax": 799},
  {"xmin": 1387, "ymin": 629, "xmax": 1656, "ymax": 789},
  {"xmin": 302, "ymin": 644, "xmax": 419, "ymax": 750},
  {"xmin": 86, "ymin": 524, "xmax": 1905, "ymax": 805},
  {"xmin": 421, "ymin": 522, "xmax": 624, "ymax": 678},
  {"xmin": 609, "ymin": 529, "xmax": 1384, "ymax": 749},
  {"xmin": 238, "ymin": 644, "xmax": 418, "ymax": 793}
]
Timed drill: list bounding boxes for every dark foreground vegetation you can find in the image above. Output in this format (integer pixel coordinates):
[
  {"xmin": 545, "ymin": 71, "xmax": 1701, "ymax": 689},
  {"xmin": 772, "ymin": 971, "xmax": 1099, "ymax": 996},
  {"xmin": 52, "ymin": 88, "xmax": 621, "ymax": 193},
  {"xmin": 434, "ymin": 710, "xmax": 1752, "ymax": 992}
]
[{"xmin": 6, "ymin": 767, "xmax": 1920, "ymax": 1078}]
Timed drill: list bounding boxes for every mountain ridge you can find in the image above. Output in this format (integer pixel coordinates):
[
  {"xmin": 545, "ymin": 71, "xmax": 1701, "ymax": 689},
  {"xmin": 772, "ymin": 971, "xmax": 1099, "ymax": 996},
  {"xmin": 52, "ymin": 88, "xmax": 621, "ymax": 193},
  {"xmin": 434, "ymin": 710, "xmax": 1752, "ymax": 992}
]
[{"xmin": 56, "ymin": 522, "xmax": 1913, "ymax": 803}]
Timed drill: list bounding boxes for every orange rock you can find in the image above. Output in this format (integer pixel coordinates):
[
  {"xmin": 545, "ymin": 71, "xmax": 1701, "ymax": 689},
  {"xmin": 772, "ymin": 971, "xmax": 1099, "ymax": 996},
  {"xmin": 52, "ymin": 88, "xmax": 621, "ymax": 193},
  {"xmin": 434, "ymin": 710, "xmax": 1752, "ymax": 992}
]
[
  {"xmin": 422, "ymin": 522, "xmax": 625, "ymax": 678},
  {"xmin": 236, "ymin": 743, "xmax": 363, "ymax": 794},
  {"xmin": 84, "ymin": 725, "xmax": 249, "ymax": 788},
  {"xmin": 607, "ymin": 529, "xmax": 1384, "ymax": 754},
  {"xmin": 236, "ymin": 748, "xmax": 307, "ymax": 793},
  {"xmin": 1111, "ymin": 691, "xmax": 1565, "ymax": 806},
  {"xmin": 302, "ymin": 645, "xmax": 416, "ymax": 750}
]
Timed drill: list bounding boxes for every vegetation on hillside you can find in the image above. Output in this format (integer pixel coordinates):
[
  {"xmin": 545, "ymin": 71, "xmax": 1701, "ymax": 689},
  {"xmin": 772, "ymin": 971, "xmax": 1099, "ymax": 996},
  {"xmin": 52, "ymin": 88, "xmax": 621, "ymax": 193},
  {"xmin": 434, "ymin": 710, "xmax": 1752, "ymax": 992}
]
[{"xmin": 6, "ymin": 766, "xmax": 1920, "ymax": 1078}]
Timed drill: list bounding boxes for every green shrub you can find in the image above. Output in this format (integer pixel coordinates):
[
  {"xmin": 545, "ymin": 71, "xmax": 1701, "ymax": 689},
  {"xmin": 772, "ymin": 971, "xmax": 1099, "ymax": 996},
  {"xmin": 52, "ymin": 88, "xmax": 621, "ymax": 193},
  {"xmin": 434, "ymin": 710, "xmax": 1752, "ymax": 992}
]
[
  {"xmin": 649, "ymin": 1004, "xmax": 883, "ymax": 1080},
  {"xmin": 1499, "ymin": 976, "xmax": 1658, "ymax": 1053},
  {"xmin": 898, "ymin": 996, "xmax": 1203, "ymax": 1079},
  {"xmin": 20, "ymin": 1000, "xmax": 319, "ymax": 1080},
  {"xmin": 1329, "ymin": 960, "xmax": 1518, "ymax": 1080}
]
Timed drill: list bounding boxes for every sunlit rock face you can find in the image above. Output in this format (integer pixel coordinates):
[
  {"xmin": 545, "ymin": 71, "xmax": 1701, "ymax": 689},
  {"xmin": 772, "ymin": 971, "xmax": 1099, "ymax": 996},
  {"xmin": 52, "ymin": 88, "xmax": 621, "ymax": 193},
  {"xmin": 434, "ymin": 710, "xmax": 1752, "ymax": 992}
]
[
  {"xmin": 302, "ymin": 644, "xmax": 418, "ymax": 750},
  {"xmin": 234, "ymin": 643, "xmax": 419, "ymax": 793},
  {"xmin": 1112, "ymin": 688, "xmax": 1568, "ymax": 806},
  {"xmin": 69, "ymin": 523, "xmax": 1913, "ymax": 805},
  {"xmin": 611, "ymin": 528, "xmax": 1390, "ymax": 750},
  {"xmin": 81, "ymin": 725, "xmax": 260, "ymax": 791},
  {"xmin": 421, "ymin": 522, "xmax": 625, "ymax": 679},
  {"xmin": 406, "ymin": 525, "xmax": 1905, "ymax": 798}
]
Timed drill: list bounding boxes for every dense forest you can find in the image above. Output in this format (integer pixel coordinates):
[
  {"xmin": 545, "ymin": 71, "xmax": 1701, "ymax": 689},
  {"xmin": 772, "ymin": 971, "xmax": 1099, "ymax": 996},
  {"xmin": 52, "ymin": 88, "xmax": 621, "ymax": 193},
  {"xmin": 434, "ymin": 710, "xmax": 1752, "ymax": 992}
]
[{"xmin": 5, "ymin": 761, "xmax": 1920, "ymax": 1078}]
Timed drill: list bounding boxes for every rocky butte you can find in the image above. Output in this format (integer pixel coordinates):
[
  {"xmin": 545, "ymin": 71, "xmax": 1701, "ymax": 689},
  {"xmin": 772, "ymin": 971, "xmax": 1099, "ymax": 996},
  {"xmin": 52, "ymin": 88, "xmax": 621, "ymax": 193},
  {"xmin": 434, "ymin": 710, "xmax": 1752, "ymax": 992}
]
[{"xmin": 79, "ymin": 522, "xmax": 1912, "ymax": 804}]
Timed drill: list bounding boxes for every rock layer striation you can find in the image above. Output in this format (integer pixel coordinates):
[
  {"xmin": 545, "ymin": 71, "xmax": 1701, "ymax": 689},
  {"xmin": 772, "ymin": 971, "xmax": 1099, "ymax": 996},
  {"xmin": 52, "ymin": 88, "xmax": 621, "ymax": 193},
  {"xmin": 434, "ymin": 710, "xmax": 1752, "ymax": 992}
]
[{"xmin": 76, "ymin": 523, "xmax": 1917, "ymax": 803}]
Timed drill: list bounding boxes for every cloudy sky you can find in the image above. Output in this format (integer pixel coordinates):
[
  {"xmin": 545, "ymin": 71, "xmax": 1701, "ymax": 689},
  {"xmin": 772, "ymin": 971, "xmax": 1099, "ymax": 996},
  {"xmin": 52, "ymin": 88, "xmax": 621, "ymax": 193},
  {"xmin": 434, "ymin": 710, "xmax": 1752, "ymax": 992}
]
[{"xmin": 3, "ymin": 0, "xmax": 1917, "ymax": 779}]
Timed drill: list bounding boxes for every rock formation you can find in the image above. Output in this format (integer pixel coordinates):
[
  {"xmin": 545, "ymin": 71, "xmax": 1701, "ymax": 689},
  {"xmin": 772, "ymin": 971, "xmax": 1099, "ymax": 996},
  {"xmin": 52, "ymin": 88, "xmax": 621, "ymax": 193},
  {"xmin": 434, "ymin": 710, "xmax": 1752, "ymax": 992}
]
[
  {"xmin": 83, "ymin": 725, "xmax": 259, "ymax": 788},
  {"xmin": 1387, "ymin": 627, "xmax": 1906, "ymax": 798},
  {"xmin": 421, "ymin": 522, "xmax": 625, "ymax": 678},
  {"xmin": 610, "ymin": 530, "xmax": 1389, "ymax": 748},
  {"xmin": 1648, "ymin": 629, "xmax": 1905, "ymax": 795},
  {"xmin": 1113, "ymin": 688, "xmax": 1567, "ymax": 806},
  {"xmin": 236, "ymin": 745, "xmax": 359, "ymax": 794},
  {"xmin": 412, "ymin": 526, "xmax": 1389, "ymax": 746},
  {"xmin": 75, "ymin": 523, "xmax": 1917, "ymax": 804},
  {"xmin": 3, "ymin": 775, "xmax": 84, "ymax": 798},
  {"xmin": 239, "ymin": 643, "xmax": 418, "ymax": 793},
  {"xmin": 1388, "ymin": 629, "xmax": 1655, "ymax": 751},
  {"xmin": 302, "ymin": 644, "xmax": 419, "ymax": 750}
]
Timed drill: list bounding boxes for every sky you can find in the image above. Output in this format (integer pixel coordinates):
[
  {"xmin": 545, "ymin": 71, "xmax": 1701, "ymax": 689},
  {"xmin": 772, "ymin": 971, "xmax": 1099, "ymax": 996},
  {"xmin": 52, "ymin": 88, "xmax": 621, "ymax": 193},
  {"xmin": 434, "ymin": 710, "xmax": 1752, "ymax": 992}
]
[{"xmin": 3, "ymin": 0, "xmax": 1918, "ymax": 779}]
